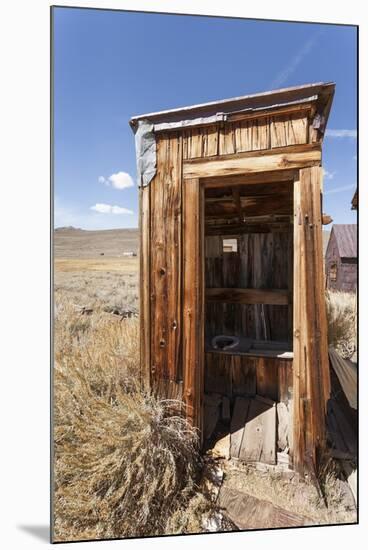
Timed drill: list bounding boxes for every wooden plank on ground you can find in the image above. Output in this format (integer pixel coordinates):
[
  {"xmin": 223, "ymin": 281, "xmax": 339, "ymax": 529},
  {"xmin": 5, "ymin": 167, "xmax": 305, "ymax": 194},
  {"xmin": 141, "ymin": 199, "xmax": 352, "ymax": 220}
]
[
  {"xmin": 230, "ymin": 397, "xmax": 251, "ymax": 459},
  {"xmin": 239, "ymin": 396, "xmax": 277, "ymax": 464},
  {"xmin": 218, "ymin": 487, "xmax": 311, "ymax": 529}
]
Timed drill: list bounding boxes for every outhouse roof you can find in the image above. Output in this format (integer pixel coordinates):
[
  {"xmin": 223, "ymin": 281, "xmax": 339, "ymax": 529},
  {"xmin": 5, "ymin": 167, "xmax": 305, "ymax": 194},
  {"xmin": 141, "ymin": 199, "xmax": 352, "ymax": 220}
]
[
  {"xmin": 331, "ymin": 224, "xmax": 357, "ymax": 259},
  {"xmin": 130, "ymin": 81, "xmax": 335, "ymax": 132}
]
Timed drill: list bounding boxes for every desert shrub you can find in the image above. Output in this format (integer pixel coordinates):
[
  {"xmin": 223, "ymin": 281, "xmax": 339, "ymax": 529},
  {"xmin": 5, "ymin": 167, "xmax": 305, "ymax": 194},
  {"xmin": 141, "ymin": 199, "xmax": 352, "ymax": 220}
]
[
  {"xmin": 325, "ymin": 290, "xmax": 357, "ymax": 358},
  {"xmin": 53, "ymin": 295, "xmax": 209, "ymax": 541}
]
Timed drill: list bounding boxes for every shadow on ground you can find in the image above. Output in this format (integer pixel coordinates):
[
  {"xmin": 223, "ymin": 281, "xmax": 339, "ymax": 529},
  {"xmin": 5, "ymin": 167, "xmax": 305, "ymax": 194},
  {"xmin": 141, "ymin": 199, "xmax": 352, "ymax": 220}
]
[{"xmin": 17, "ymin": 525, "xmax": 50, "ymax": 543}]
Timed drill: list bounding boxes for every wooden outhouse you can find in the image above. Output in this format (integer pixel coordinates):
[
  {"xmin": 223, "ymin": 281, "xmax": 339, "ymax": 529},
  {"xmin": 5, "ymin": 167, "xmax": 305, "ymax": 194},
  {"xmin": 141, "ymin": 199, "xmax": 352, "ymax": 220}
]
[
  {"xmin": 130, "ymin": 82, "xmax": 335, "ymax": 475},
  {"xmin": 326, "ymin": 224, "xmax": 357, "ymax": 292}
]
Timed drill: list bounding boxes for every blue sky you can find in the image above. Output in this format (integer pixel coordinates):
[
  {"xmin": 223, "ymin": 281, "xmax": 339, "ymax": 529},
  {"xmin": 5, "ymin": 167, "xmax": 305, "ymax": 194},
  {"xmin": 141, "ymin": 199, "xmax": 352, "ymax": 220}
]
[{"xmin": 53, "ymin": 8, "xmax": 357, "ymax": 230}]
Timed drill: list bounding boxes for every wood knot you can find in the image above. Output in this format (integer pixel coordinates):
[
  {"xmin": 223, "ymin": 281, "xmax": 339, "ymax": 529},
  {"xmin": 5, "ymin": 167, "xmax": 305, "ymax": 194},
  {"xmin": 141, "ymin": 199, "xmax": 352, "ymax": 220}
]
[
  {"xmin": 151, "ymin": 365, "xmax": 156, "ymax": 373},
  {"xmin": 159, "ymin": 339, "xmax": 166, "ymax": 348},
  {"xmin": 172, "ymin": 320, "xmax": 177, "ymax": 330},
  {"xmin": 159, "ymin": 267, "xmax": 166, "ymax": 276}
]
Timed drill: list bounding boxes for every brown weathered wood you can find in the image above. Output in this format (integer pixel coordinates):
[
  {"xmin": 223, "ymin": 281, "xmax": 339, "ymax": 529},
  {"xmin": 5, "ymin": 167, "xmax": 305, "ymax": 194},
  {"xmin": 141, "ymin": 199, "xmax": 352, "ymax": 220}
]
[
  {"xmin": 183, "ymin": 178, "xmax": 204, "ymax": 429},
  {"xmin": 277, "ymin": 402, "xmax": 290, "ymax": 451},
  {"xmin": 239, "ymin": 397, "xmax": 276, "ymax": 464},
  {"xmin": 203, "ymin": 169, "xmax": 297, "ymax": 189},
  {"xmin": 139, "ymin": 185, "xmax": 151, "ymax": 391},
  {"xmin": 218, "ymin": 488, "xmax": 311, "ymax": 529},
  {"xmin": 270, "ymin": 112, "xmax": 308, "ymax": 148},
  {"xmin": 206, "ymin": 288, "xmax": 289, "ymax": 305},
  {"xmin": 205, "ymin": 353, "xmax": 232, "ymax": 396},
  {"xmin": 231, "ymin": 356, "xmax": 257, "ymax": 396},
  {"xmin": 322, "ymin": 213, "xmax": 333, "ymax": 225},
  {"xmin": 183, "ymin": 144, "xmax": 321, "ymax": 179},
  {"xmin": 205, "ymin": 223, "xmax": 291, "ymax": 236},
  {"xmin": 149, "ymin": 135, "xmax": 183, "ymax": 390},
  {"xmin": 256, "ymin": 358, "xmax": 279, "ymax": 402},
  {"xmin": 232, "ymin": 186, "xmax": 243, "ymax": 218},
  {"xmin": 228, "ymin": 103, "xmax": 312, "ymax": 123},
  {"xmin": 230, "ymin": 397, "xmax": 251, "ymax": 458},
  {"xmin": 293, "ymin": 167, "xmax": 330, "ymax": 474}
]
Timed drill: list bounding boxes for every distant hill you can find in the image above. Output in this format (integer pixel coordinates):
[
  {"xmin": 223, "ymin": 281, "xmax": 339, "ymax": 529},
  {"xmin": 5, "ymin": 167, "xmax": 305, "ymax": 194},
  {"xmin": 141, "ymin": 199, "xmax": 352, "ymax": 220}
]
[
  {"xmin": 54, "ymin": 226, "xmax": 332, "ymax": 259},
  {"xmin": 55, "ymin": 226, "xmax": 85, "ymax": 232},
  {"xmin": 54, "ymin": 227, "xmax": 139, "ymax": 258}
]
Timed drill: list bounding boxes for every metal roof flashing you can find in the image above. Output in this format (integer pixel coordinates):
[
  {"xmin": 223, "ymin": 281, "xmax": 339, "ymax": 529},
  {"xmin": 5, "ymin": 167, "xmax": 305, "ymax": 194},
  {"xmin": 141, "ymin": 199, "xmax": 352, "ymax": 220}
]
[{"xmin": 129, "ymin": 82, "xmax": 335, "ymax": 129}]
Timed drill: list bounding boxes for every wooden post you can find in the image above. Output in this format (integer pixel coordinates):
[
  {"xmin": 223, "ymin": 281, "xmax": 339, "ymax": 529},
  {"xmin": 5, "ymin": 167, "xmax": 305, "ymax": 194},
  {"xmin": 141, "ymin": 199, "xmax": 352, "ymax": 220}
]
[
  {"xmin": 293, "ymin": 166, "xmax": 331, "ymax": 474},
  {"xmin": 183, "ymin": 178, "xmax": 204, "ymax": 436}
]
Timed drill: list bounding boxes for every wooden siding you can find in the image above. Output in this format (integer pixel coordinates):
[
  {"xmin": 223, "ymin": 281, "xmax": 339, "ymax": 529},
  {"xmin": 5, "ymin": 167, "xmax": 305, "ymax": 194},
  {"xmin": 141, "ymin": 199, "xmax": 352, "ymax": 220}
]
[
  {"xmin": 149, "ymin": 134, "xmax": 183, "ymax": 399},
  {"xmin": 182, "ymin": 112, "xmax": 310, "ymax": 160}
]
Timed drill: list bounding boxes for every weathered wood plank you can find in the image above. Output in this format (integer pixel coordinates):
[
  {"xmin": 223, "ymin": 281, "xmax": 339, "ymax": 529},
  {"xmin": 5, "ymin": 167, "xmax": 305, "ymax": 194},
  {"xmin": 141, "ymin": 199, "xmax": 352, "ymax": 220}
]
[
  {"xmin": 218, "ymin": 488, "xmax": 311, "ymax": 529},
  {"xmin": 205, "ymin": 353, "xmax": 232, "ymax": 396},
  {"xmin": 149, "ymin": 134, "xmax": 183, "ymax": 389},
  {"xmin": 270, "ymin": 113, "xmax": 308, "ymax": 148},
  {"xmin": 202, "ymin": 168, "xmax": 297, "ymax": 189},
  {"xmin": 292, "ymin": 167, "xmax": 331, "ymax": 474},
  {"xmin": 277, "ymin": 401, "xmax": 290, "ymax": 451},
  {"xmin": 183, "ymin": 144, "xmax": 321, "ymax": 179},
  {"xmin": 256, "ymin": 358, "xmax": 279, "ymax": 402},
  {"xmin": 231, "ymin": 356, "xmax": 257, "ymax": 396},
  {"xmin": 239, "ymin": 397, "xmax": 276, "ymax": 464},
  {"xmin": 139, "ymin": 185, "xmax": 150, "ymax": 391},
  {"xmin": 150, "ymin": 139, "xmax": 168, "ymax": 383},
  {"xmin": 183, "ymin": 178, "xmax": 204, "ymax": 428},
  {"xmin": 166, "ymin": 134, "xmax": 183, "ymax": 382},
  {"xmin": 206, "ymin": 288, "xmax": 290, "ymax": 305},
  {"xmin": 230, "ymin": 397, "xmax": 251, "ymax": 458}
]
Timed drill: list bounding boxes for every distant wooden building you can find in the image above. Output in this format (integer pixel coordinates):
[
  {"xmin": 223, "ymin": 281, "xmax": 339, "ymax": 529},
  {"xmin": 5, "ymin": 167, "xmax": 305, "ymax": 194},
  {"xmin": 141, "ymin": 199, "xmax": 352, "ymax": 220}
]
[{"xmin": 326, "ymin": 224, "xmax": 357, "ymax": 292}]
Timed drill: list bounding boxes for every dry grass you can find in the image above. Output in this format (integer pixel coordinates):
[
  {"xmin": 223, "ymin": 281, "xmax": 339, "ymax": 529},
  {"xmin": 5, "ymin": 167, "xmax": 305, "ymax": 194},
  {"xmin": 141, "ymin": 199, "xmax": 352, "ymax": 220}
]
[
  {"xmin": 326, "ymin": 290, "xmax": 357, "ymax": 358},
  {"xmin": 54, "ymin": 259, "xmax": 138, "ymax": 312},
  {"xmin": 55, "ymin": 257, "xmax": 138, "ymax": 273},
  {"xmin": 53, "ymin": 294, "xmax": 213, "ymax": 542}
]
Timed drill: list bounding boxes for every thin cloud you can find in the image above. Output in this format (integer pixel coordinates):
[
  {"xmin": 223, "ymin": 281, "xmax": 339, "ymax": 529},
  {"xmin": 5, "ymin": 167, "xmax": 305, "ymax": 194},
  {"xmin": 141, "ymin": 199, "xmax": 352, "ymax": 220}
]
[
  {"xmin": 324, "ymin": 184, "xmax": 356, "ymax": 196},
  {"xmin": 98, "ymin": 171, "xmax": 134, "ymax": 189},
  {"xmin": 90, "ymin": 203, "xmax": 134, "ymax": 215},
  {"xmin": 325, "ymin": 129, "xmax": 357, "ymax": 138},
  {"xmin": 323, "ymin": 169, "xmax": 336, "ymax": 180},
  {"xmin": 270, "ymin": 31, "xmax": 322, "ymax": 89}
]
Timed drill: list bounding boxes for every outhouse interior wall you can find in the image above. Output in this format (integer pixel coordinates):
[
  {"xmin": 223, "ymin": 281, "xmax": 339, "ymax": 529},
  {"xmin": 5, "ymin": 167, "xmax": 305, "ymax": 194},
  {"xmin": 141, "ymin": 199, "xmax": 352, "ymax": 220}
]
[{"xmin": 205, "ymin": 231, "xmax": 293, "ymax": 343}]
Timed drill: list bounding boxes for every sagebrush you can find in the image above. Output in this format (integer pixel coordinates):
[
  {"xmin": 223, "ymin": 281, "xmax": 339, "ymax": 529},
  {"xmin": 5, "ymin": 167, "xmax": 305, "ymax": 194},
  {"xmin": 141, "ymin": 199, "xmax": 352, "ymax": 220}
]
[
  {"xmin": 325, "ymin": 290, "xmax": 357, "ymax": 358},
  {"xmin": 53, "ymin": 296, "xmax": 213, "ymax": 541}
]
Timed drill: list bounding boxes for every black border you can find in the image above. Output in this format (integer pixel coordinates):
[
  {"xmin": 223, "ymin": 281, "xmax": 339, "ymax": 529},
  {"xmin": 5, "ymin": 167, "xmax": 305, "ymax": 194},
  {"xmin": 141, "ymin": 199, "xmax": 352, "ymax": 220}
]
[{"xmin": 50, "ymin": 4, "xmax": 359, "ymax": 544}]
